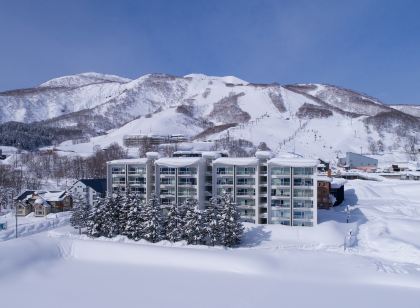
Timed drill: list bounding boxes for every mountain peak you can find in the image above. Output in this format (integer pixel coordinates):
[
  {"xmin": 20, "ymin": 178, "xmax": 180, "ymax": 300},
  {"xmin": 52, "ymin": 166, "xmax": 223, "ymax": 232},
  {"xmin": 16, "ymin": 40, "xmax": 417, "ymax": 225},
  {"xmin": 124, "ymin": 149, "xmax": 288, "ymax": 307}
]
[
  {"xmin": 39, "ymin": 72, "xmax": 132, "ymax": 88},
  {"xmin": 184, "ymin": 73, "xmax": 249, "ymax": 85}
]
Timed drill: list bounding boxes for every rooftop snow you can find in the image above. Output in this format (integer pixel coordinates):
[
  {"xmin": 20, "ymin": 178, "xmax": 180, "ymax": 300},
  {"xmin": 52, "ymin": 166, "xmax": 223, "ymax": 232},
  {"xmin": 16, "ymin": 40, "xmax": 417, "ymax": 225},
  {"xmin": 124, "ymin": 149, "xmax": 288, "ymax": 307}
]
[
  {"xmin": 331, "ymin": 178, "xmax": 346, "ymax": 188},
  {"xmin": 268, "ymin": 158, "xmax": 319, "ymax": 167},
  {"xmin": 317, "ymin": 176, "xmax": 332, "ymax": 183},
  {"xmin": 107, "ymin": 158, "xmax": 149, "ymax": 165},
  {"xmin": 155, "ymin": 157, "xmax": 202, "ymax": 167},
  {"xmin": 213, "ymin": 157, "xmax": 259, "ymax": 166}
]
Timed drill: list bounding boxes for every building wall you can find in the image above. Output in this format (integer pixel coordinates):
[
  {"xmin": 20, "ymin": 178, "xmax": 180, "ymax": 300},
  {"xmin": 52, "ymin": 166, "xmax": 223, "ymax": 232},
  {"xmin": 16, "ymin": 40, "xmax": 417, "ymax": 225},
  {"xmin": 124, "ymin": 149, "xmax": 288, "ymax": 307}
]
[
  {"xmin": 346, "ymin": 152, "xmax": 378, "ymax": 169},
  {"xmin": 267, "ymin": 165, "xmax": 317, "ymax": 226},
  {"xmin": 212, "ymin": 163, "xmax": 259, "ymax": 223}
]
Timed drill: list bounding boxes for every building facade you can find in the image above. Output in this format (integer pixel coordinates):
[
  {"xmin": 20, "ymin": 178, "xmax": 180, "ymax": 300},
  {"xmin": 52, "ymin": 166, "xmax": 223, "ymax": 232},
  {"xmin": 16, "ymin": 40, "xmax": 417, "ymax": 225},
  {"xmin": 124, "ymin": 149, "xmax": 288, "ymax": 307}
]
[
  {"xmin": 69, "ymin": 179, "xmax": 107, "ymax": 206},
  {"xmin": 106, "ymin": 152, "xmax": 319, "ymax": 226}
]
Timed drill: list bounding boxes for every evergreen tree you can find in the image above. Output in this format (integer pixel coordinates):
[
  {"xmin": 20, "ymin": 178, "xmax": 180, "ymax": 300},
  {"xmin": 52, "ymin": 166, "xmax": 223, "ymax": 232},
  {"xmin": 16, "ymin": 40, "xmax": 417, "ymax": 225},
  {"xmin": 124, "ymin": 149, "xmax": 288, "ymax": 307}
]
[
  {"xmin": 203, "ymin": 197, "xmax": 222, "ymax": 246},
  {"xmin": 165, "ymin": 203, "xmax": 185, "ymax": 242},
  {"xmin": 141, "ymin": 194, "xmax": 164, "ymax": 243},
  {"xmin": 184, "ymin": 200, "xmax": 206, "ymax": 245},
  {"xmin": 219, "ymin": 192, "xmax": 244, "ymax": 247},
  {"xmin": 124, "ymin": 194, "xmax": 145, "ymax": 240},
  {"xmin": 70, "ymin": 196, "xmax": 90, "ymax": 235},
  {"xmin": 86, "ymin": 196, "xmax": 107, "ymax": 237},
  {"xmin": 118, "ymin": 191, "xmax": 133, "ymax": 236},
  {"xmin": 86, "ymin": 194, "xmax": 119, "ymax": 238}
]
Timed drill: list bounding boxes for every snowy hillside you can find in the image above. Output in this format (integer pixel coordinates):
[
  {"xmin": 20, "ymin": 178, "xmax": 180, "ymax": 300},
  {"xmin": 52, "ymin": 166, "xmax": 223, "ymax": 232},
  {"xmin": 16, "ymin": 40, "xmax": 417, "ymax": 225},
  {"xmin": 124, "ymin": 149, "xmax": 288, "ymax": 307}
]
[
  {"xmin": 390, "ymin": 104, "xmax": 420, "ymax": 118},
  {"xmin": 1, "ymin": 72, "xmax": 419, "ymax": 159}
]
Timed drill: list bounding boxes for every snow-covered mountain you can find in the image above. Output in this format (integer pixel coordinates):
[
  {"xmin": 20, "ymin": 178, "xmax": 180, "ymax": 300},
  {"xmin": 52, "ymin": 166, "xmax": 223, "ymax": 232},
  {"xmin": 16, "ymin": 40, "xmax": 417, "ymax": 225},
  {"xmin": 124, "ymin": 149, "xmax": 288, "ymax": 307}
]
[{"xmin": 1, "ymin": 72, "xmax": 419, "ymax": 159}]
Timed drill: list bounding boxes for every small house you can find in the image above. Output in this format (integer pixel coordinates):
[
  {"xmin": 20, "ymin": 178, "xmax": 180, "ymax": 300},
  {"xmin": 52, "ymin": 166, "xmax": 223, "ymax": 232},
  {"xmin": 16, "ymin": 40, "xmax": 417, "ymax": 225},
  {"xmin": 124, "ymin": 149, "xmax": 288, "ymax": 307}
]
[
  {"xmin": 68, "ymin": 179, "xmax": 107, "ymax": 206},
  {"xmin": 14, "ymin": 190, "xmax": 73, "ymax": 217}
]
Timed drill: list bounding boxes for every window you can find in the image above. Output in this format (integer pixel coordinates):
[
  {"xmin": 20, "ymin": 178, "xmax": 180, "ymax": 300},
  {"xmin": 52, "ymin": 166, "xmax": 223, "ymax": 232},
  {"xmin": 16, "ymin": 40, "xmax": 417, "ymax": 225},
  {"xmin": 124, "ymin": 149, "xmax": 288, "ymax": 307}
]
[
  {"xmin": 217, "ymin": 177, "xmax": 234, "ymax": 185},
  {"xmin": 237, "ymin": 178, "xmax": 255, "ymax": 185},
  {"xmin": 129, "ymin": 176, "xmax": 146, "ymax": 185},
  {"xmin": 236, "ymin": 167, "xmax": 255, "ymax": 175},
  {"xmin": 271, "ymin": 188, "xmax": 290, "ymax": 196},
  {"xmin": 293, "ymin": 210, "xmax": 313, "ymax": 219},
  {"xmin": 271, "ymin": 167, "xmax": 290, "ymax": 175},
  {"xmin": 293, "ymin": 189, "xmax": 313, "ymax": 198},
  {"xmin": 111, "ymin": 167, "xmax": 125, "ymax": 174},
  {"xmin": 130, "ymin": 187, "xmax": 145, "ymax": 194},
  {"xmin": 216, "ymin": 167, "xmax": 233, "ymax": 175},
  {"xmin": 293, "ymin": 200, "xmax": 313, "ymax": 208},
  {"xmin": 160, "ymin": 178, "xmax": 175, "ymax": 185},
  {"xmin": 293, "ymin": 178, "xmax": 313, "ymax": 187},
  {"xmin": 160, "ymin": 188, "xmax": 176, "ymax": 196},
  {"xmin": 179, "ymin": 178, "xmax": 197, "ymax": 185},
  {"xmin": 178, "ymin": 167, "xmax": 197, "ymax": 175},
  {"xmin": 128, "ymin": 166, "xmax": 145, "ymax": 174},
  {"xmin": 237, "ymin": 188, "xmax": 255, "ymax": 196},
  {"xmin": 293, "ymin": 167, "xmax": 314, "ymax": 175},
  {"xmin": 217, "ymin": 187, "xmax": 233, "ymax": 195},
  {"xmin": 271, "ymin": 199, "xmax": 290, "ymax": 208},
  {"xmin": 237, "ymin": 199, "xmax": 255, "ymax": 206},
  {"xmin": 271, "ymin": 209, "xmax": 291, "ymax": 218},
  {"xmin": 271, "ymin": 178, "xmax": 290, "ymax": 186},
  {"xmin": 160, "ymin": 167, "xmax": 176, "ymax": 175}
]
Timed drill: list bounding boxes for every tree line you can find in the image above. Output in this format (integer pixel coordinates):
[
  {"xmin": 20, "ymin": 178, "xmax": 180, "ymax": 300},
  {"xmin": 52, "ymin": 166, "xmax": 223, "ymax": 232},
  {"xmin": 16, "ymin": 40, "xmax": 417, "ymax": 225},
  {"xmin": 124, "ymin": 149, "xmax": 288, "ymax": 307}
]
[{"xmin": 71, "ymin": 192, "xmax": 244, "ymax": 247}]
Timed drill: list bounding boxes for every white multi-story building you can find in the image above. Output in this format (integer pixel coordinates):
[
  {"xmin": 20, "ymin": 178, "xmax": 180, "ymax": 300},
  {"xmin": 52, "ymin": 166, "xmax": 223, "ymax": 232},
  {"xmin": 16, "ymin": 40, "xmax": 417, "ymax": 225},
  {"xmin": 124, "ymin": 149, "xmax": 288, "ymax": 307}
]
[
  {"xmin": 267, "ymin": 158, "xmax": 318, "ymax": 226},
  {"xmin": 106, "ymin": 152, "xmax": 318, "ymax": 226},
  {"xmin": 154, "ymin": 157, "xmax": 206, "ymax": 208},
  {"xmin": 106, "ymin": 152, "xmax": 158, "ymax": 201}
]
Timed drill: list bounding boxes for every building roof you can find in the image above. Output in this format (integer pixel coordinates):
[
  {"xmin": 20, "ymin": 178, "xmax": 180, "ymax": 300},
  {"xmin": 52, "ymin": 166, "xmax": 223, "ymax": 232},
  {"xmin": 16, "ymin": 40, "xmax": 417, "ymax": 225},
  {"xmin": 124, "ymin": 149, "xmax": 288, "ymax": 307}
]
[
  {"xmin": 268, "ymin": 158, "xmax": 319, "ymax": 167},
  {"xmin": 78, "ymin": 179, "xmax": 107, "ymax": 195},
  {"xmin": 15, "ymin": 190, "xmax": 35, "ymax": 201},
  {"xmin": 212, "ymin": 157, "xmax": 259, "ymax": 166},
  {"xmin": 317, "ymin": 176, "xmax": 332, "ymax": 183},
  {"xmin": 331, "ymin": 178, "xmax": 346, "ymax": 188},
  {"xmin": 155, "ymin": 157, "xmax": 202, "ymax": 167},
  {"xmin": 107, "ymin": 158, "xmax": 149, "ymax": 165}
]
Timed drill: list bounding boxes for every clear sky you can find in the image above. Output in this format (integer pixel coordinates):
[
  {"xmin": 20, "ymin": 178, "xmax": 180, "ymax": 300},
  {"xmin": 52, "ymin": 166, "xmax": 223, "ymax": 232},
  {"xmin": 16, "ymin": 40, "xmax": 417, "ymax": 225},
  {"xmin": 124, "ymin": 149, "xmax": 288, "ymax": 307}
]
[{"xmin": 0, "ymin": 0, "xmax": 419, "ymax": 104}]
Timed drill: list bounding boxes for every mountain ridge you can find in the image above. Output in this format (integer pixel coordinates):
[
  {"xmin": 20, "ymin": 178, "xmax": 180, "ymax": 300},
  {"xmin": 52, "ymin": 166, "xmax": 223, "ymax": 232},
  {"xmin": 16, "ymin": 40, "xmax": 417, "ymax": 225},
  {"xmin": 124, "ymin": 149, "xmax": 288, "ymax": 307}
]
[{"xmin": 0, "ymin": 72, "xmax": 419, "ymax": 159}]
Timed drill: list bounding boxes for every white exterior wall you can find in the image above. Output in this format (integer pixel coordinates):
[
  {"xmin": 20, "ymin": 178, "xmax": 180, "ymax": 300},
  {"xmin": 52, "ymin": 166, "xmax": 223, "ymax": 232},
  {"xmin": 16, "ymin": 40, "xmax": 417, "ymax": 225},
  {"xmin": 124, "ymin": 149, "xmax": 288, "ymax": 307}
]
[
  {"xmin": 69, "ymin": 182, "xmax": 99, "ymax": 207},
  {"xmin": 107, "ymin": 158, "xmax": 155, "ymax": 200},
  {"xmin": 155, "ymin": 158, "xmax": 206, "ymax": 209},
  {"xmin": 267, "ymin": 159, "xmax": 318, "ymax": 227}
]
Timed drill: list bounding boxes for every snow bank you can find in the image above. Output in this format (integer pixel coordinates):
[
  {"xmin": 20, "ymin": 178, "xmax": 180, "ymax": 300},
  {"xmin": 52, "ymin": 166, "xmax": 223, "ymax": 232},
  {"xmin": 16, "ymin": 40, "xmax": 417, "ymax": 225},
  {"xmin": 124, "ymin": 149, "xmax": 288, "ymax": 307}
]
[
  {"xmin": 0, "ymin": 212, "xmax": 71, "ymax": 242},
  {"xmin": 66, "ymin": 237, "xmax": 277, "ymax": 276},
  {"xmin": 0, "ymin": 237, "xmax": 65, "ymax": 277}
]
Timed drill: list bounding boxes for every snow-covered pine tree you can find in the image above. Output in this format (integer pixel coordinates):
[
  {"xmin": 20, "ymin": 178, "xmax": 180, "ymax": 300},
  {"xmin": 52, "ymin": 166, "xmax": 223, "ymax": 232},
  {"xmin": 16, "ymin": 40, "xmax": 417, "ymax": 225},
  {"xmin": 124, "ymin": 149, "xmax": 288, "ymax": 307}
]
[
  {"xmin": 87, "ymin": 193, "xmax": 120, "ymax": 238},
  {"xmin": 86, "ymin": 196, "xmax": 107, "ymax": 237},
  {"xmin": 70, "ymin": 196, "xmax": 90, "ymax": 234},
  {"xmin": 203, "ymin": 197, "xmax": 222, "ymax": 246},
  {"xmin": 165, "ymin": 203, "xmax": 185, "ymax": 242},
  {"xmin": 183, "ymin": 199, "xmax": 206, "ymax": 245},
  {"xmin": 141, "ymin": 194, "xmax": 164, "ymax": 243},
  {"xmin": 219, "ymin": 192, "xmax": 244, "ymax": 247},
  {"xmin": 118, "ymin": 191, "xmax": 133, "ymax": 235},
  {"xmin": 124, "ymin": 194, "xmax": 145, "ymax": 240}
]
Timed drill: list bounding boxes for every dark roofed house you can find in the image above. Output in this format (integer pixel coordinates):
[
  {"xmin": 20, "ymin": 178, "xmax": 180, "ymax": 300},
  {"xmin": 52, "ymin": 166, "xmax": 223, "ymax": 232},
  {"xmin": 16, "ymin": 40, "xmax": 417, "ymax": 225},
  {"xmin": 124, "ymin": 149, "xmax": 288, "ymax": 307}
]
[
  {"xmin": 68, "ymin": 179, "xmax": 107, "ymax": 206},
  {"xmin": 14, "ymin": 190, "xmax": 73, "ymax": 216}
]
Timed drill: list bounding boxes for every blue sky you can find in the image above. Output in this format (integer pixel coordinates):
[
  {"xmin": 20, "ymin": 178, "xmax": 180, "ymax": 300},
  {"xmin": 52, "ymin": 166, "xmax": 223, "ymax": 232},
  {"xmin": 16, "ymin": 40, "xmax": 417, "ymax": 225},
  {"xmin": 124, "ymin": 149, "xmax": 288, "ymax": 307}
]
[{"xmin": 0, "ymin": 0, "xmax": 419, "ymax": 104}]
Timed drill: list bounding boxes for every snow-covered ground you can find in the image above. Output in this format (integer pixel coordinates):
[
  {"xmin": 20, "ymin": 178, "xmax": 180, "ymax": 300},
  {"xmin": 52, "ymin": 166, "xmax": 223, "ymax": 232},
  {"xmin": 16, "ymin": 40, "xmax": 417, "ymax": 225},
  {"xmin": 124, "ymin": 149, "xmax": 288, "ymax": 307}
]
[
  {"xmin": 1, "ymin": 179, "xmax": 420, "ymax": 307},
  {"xmin": 0, "ymin": 212, "xmax": 71, "ymax": 241}
]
